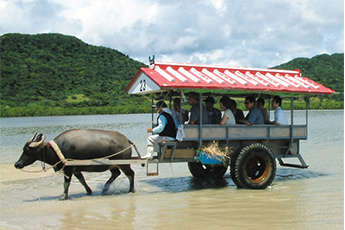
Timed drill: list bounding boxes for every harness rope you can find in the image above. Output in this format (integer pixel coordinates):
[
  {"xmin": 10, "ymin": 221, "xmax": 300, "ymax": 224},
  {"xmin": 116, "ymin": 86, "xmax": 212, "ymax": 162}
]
[
  {"xmin": 50, "ymin": 140, "xmax": 67, "ymax": 164},
  {"xmin": 64, "ymin": 132, "xmax": 148, "ymax": 162}
]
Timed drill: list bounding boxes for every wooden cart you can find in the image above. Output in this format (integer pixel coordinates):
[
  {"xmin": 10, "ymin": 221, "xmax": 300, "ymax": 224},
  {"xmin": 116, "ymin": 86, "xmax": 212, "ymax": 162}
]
[
  {"xmin": 123, "ymin": 59, "xmax": 334, "ymax": 189},
  {"xmin": 67, "ymin": 59, "xmax": 334, "ymax": 189}
]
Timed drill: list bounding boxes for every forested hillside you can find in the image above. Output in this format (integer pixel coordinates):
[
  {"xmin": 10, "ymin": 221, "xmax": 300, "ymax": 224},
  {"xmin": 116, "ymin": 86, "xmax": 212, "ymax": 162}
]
[
  {"xmin": 0, "ymin": 33, "xmax": 343, "ymax": 117},
  {"xmin": 0, "ymin": 33, "xmax": 148, "ymax": 113}
]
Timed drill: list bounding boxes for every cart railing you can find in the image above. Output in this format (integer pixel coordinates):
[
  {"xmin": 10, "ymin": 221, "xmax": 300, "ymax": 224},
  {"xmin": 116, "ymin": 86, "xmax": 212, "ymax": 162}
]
[{"xmin": 182, "ymin": 124, "xmax": 307, "ymax": 142}]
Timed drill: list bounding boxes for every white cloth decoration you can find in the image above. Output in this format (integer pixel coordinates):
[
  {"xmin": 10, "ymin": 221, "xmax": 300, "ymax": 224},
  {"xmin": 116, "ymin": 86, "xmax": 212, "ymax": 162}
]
[{"xmin": 176, "ymin": 124, "xmax": 185, "ymax": 141}]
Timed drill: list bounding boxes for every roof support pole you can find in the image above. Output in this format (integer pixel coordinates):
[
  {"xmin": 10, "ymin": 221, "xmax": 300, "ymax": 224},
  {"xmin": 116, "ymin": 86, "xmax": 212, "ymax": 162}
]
[
  {"xmin": 268, "ymin": 96, "xmax": 271, "ymax": 119},
  {"xmin": 305, "ymin": 97, "xmax": 309, "ymax": 139},
  {"xmin": 179, "ymin": 90, "xmax": 183, "ymax": 126},
  {"xmin": 199, "ymin": 93, "xmax": 203, "ymax": 149},
  {"xmin": 285, "ymin": 97, "xmax": 295, "ymax": 156},
  {"xmin": 151, "ymin": 95, "xmax": 154, "ymax": 129},
  {"xmin": 168, "ymin": 90, "xmax": 172, "ymax": 109},
  {"xmin": 290, "ymin": 97, "xmax": 294, "ymax": 126}
]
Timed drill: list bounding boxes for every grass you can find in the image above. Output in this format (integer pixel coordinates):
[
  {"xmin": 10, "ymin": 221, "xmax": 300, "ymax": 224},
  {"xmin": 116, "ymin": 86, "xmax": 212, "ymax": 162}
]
[{"xmin": 66, "ymin": 94, "xmax": 90, "ymax": 103}]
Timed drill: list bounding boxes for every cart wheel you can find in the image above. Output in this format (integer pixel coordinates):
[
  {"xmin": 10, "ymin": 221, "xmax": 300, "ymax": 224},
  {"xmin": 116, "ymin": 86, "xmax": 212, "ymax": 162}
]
[
  {"xmin": 231, "ymin": 143, "xmax": 276, "ymax": 189},
  {"xmin": 188, "ymin": 161, "xmax": 228, "ymax": 179}
]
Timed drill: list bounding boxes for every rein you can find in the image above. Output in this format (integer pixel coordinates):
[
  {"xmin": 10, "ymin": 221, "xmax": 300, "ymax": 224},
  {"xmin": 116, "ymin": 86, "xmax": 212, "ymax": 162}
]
[{"xmin": 19, "ymin": 143, "xmax": 63, "ymax": 173}]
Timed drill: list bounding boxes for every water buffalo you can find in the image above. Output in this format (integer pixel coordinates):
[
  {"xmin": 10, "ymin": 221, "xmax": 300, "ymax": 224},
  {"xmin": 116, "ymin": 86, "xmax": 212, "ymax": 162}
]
[{"xmin": 14, "ymin": 129, "xmax": 139, "ymax": 200}]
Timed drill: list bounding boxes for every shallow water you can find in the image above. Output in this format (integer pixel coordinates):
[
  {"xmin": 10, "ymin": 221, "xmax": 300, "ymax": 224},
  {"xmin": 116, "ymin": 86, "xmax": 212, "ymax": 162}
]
[{"xmin": 0, "ymin": 111, "xmax": 343, "ymax": 229}]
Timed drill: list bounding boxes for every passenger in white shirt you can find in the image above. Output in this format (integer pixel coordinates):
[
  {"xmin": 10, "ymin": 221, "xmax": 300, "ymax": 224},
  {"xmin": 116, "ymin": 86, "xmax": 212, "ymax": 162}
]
[
  {"xmin": 269, "ymin": 96, "xmax": 288, "ymax": 126},
  {"xmin": 219, "ymin": 96, "xmax": 236, "ymax": 125}
]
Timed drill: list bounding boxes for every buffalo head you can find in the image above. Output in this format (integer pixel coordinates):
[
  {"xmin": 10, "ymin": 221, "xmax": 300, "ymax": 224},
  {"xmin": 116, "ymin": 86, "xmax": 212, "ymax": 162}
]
[{"xmin": 14, "ymin": 133, "xmax": 46, "ymax": 169}]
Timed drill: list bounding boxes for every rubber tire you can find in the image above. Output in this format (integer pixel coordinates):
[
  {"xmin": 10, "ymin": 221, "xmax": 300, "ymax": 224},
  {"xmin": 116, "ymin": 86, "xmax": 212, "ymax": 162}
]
[
  {"xmin": 230, "ymin": 149, "xmax": 244, "ymax": 188},
  {"xmin": 230, "ymin": 143, "xmax": 276, "ymax": 189},
  {"xmin": 188, "ymin": 161, "xmax": 228, "ymax": 179}
]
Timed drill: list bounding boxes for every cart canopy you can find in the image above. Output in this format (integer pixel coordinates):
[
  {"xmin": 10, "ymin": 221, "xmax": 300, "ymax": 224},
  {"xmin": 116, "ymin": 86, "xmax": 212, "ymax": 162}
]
[{"xmin": 125, "ymin": 61, "xmax": 335, "ymax": 96}]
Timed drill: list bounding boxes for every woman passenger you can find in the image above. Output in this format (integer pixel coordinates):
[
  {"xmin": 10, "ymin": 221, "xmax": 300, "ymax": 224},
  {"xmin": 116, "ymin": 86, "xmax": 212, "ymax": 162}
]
[
  {"xmin": 257, "ymin": 98, "xmax": 270, "ymax": 123},
  {"xmin": 219, "ymin": 96, "xmax": 236, "ymax": 125}
]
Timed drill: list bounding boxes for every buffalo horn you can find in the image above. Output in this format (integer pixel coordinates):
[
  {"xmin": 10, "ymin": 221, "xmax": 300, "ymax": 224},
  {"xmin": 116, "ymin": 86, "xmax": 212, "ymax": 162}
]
[
  {"xmin": 29, "ymin": 134, "xmax": 46, "ymax": 148},
  {"xmin": 29, "ymin": 132, "xmax": 38, "ymax": 142}
]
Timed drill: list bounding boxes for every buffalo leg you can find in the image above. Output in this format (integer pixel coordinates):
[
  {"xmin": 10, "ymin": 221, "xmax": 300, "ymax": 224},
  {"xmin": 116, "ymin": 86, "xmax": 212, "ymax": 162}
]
[
  {"xmin": 102, "ymin": 167, "xmax": 121, "ymax": 194},
  {"xmin": 61, "ymin": 170, "xmax": 73, "ymax": 200},
  {"xmin": 74, "ymin": 171, "xmax": 92, "ymax": 195},
  {"xmin": 118, "ymin": 165, "xmax": 135, "ymax": 193}
]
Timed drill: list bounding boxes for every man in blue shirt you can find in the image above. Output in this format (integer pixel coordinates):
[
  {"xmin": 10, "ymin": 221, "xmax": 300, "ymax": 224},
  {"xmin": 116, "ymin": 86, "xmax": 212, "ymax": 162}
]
[
  {"xmin": 239, "ymin": 95, "xmax": 264, "ymax": 125},
  {"xmin": 142, "ymin": 101, "xmax": 176, "ymax": 159},
  {"xmin": 270, "ymin": 96, "xmax": 288, "ymax": 125}
]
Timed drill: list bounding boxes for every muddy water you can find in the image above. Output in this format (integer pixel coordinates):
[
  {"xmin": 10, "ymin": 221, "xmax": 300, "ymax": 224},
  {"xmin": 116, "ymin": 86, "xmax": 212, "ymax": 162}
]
[{"xmin": 0, "ymin": 111, "xmax": 343, "ymax": 229}]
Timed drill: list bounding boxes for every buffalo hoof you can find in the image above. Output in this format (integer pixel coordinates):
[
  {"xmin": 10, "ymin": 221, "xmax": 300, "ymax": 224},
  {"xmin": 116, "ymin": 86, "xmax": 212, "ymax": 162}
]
[
  {"xmin": 129, "ymin": 188, "xmax": 135, "ymax": 193},
  {"xmin": 86, "ymin": 187, "xmax": 92, "ymax": 195},
  {"xmin": 59, "ymin": 195, "xmax": 68, "ymax": 200}
]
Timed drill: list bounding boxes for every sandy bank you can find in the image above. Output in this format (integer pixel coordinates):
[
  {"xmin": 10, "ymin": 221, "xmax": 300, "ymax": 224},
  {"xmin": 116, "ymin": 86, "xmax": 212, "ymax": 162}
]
[{"xmin": 0, "ymin": 164, "xmax": 55, "ymax": 188}]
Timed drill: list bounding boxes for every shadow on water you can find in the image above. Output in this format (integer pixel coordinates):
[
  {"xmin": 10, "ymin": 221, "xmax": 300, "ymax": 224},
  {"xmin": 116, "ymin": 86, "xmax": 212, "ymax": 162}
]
[
  {"xmin": 23, "ymin": 177, "xmax": 234, "ymax": 202},
  {"xmin": 22, "ymin": 168, "xmax": 329, "ymax": 202},
  {"xmin": 23, "ymin": 189, "xmax": 131, "ymax": 202},
  {"xmin": 139, "ymin": 168, "xmax": 329, "ymax": 193},
  {"xmin": 274, "ymin": 168, "xmax": 329, "ymax": 182},
  {"xmin": 24, "ymin": 194, "xmax": 83, "ymax": 202},
  {"xmin": 141, "ymin": 175, "xmax": 235, "ymax": 193}
]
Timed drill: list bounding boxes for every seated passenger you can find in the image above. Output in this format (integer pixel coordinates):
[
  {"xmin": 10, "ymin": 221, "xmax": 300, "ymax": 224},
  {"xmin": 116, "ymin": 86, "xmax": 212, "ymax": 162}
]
[
  {"xmin": 171, "ymin": 98, "xmax": 189, "ymax": 129},
  {"xmin": 188, "ymin": 92, "xmax": 209, "ymax": 124},
  {"xmin": 268, "ymin": 96, "xmax": 288, "ymax": 126},
  {"xmin": 143, "ymin": 101, "xmax": 177, "ymax": 159},
  {"xmin": 229, "ymin": 99, "xmax": 244, "ymax": 124},
  {"xmin": 205, "ymin": 96, "xmax": 222, "ymax": 124},
  {"xmin": 238, "ymin": 96, "xmax": 264, "ymax": 125},
  {"xmin": 219, "ymin": 96, "xmax": 236, "ymax": 125},
  {"xmin": 257, "ymin": 98, "xmax": 270, "ymax": 123}
]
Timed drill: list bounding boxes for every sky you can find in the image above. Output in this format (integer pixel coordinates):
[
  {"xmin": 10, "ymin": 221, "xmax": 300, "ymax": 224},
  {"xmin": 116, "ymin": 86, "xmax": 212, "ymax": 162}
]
[{"xmin": 0, "ymin": 0, "xmax": 344, "ymax": 68}]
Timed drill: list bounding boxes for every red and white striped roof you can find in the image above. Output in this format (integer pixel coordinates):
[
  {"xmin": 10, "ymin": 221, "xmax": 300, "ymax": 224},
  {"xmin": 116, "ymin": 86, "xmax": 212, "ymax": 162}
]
[{"xmin": 125, "ymin": 61, "xmax": 335, "ymax": 95}]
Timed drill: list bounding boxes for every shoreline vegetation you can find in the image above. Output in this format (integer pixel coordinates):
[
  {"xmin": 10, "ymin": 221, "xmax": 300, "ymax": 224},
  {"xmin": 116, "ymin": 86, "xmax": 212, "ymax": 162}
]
[{"xmin": 1, "ymin": 97, "xmax": 343, "ymax": 118}]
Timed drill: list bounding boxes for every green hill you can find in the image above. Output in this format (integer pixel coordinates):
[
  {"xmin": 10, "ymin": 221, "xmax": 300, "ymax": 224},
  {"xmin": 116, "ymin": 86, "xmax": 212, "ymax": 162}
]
[
  {"xmin": 0, "ymin": 33, "xmax": 343, "ymax": 117},
  {"xmin": 0, "ymin": 33, "xmax": 149, "ymax": 116}
]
